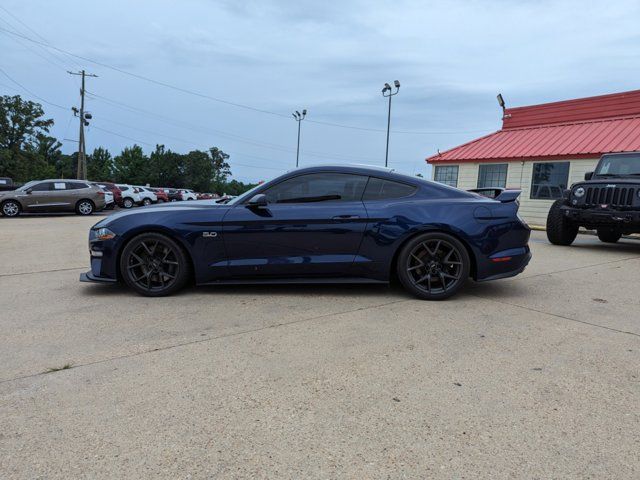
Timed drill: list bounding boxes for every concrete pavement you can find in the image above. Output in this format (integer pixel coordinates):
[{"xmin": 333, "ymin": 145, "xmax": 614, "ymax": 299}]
[{"xmin": 1, "ymin": 215, "xmax": 638, "ymax": 478}]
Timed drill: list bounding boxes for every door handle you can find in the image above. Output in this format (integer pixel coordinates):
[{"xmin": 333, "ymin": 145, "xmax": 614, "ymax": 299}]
[{"xmin": 331, "ymin": 214, "xmax": 360, "ymax": 220}]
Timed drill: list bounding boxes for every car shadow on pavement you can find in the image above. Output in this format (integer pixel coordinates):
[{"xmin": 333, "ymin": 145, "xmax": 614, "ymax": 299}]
[{"xmin": 79, "ymin": 281, "xmax": 409, "ymax": 299}]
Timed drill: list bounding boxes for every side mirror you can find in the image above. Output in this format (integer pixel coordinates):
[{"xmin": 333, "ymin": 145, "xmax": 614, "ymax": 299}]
[
  {"xmin": 247, "ymin": 193, "xmax": 268, "ymax": 208},
  {"xmin": 25, "ymin": 188, "xmax": 33, "ymax": 194},
  {"xmin": 584, "ymin": 172, "xmax": 593, "ymax": 181}
]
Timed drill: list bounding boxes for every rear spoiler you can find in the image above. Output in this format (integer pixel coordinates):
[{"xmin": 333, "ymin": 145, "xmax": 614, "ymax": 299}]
[{"xmin": 468, "ymin": 188, "xmax": 521, "ymax": 203}]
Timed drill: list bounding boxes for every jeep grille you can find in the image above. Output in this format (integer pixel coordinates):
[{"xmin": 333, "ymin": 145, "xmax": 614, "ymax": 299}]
[{"xmin": 584, "ymin": 186, "xmax": 635, "ymax": 207}]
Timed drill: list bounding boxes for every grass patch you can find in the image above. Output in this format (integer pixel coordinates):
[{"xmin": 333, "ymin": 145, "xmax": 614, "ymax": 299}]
[{"xmin": 44, "ymin": 363, "xmax": 73, "ymax": 374}]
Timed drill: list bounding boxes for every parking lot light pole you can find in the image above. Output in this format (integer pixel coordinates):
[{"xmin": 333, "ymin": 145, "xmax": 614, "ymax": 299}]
[
  {"xmin": 382, "ymin": 80, "xmax": 400, "ymax": 168},
  {"xmin": 292, "ymin": 109, "xmax": 307, "ymax": 167}
]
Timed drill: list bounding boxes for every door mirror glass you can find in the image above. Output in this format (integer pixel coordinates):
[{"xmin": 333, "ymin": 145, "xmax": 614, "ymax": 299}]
[
  {"xmin": 584, "ymin": 171, "xmax": 593, "ymax": 181},
  {"xmin": 25, "ymin": 188, "xmax": 32, "ymax": 194},
  {"xmin": 247, "ymin": 193, "xmax": 268, "ymax": 208}
]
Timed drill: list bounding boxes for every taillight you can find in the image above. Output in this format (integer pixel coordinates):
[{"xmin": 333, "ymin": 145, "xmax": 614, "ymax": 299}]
[{"xmin": 96, "ymin": 191, "xmax": 104, "ymax": 196}]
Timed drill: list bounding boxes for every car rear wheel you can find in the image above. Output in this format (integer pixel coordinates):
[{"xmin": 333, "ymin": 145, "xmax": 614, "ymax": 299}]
[
  {"xmin": 120, "ymin": 232, "xmax": 190, "ymax": 297},
  {"xmin": 597, "ymin": 228, "xmax": 622, "ymax": 243},
  {"xmin": 397, "ymin": 232, "xmax": 470, "ymax": 300},
  {"xmin": 1, "ymin": 200, "xmax": 21, "ymax": 217},
  {"xmin": 546, "ymin": 199, "xmax": 578, "ymax": 245},
  {"xmin": 76, "ymin": 199, "xmax": 94, "ymax": 215},
  {"xmin": 142, "ymin": 198, "xmax": 152, "ymax": 206},
  {"xmin": 123, "ymin": 197, "xmax": 134, "ymax": 208}
]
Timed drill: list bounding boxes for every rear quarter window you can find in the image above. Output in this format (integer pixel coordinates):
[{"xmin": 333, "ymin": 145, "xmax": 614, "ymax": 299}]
[{"xmin": 362, "ymin": 177, "xmax": 417, "ymax": 200}]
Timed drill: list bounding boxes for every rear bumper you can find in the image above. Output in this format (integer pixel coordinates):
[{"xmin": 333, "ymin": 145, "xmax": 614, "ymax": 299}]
[
  {"xmin": 477, "ymin": 250, "xmax": 531, "ymax": 282},
  {"xmin": 561, "ymin": 205, "xmax": 640, "ymax": 225},
  {"xmin": 476, "ymin": 246, "xmax": 531, "ymax": 282},
  {"xmin": 79, "ymin": 270, "xmax": 118, "ymax": 284}
]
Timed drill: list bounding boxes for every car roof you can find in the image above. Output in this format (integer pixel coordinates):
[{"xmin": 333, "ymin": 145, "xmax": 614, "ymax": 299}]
[{"xmin": 284, "ymin": 164, "xmax": 423, "ymax": 185}]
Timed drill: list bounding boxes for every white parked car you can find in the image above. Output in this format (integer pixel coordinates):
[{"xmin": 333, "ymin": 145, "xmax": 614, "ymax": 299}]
[
  {"xmin": 135, "ymin": 186, "xmax": 158, "ymax": 206},
  {"xmin": 116, "ymin": 184, "xmax": 142, "ymax": 209},
  {"xmin": 179, "ymin": 189, "xmax": 197, "ymax": 201}
]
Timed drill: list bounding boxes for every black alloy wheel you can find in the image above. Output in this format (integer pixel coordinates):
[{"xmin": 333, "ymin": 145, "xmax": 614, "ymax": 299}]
[
  {"xmin": 120, "ymin": 233, "xmax": 190, "ymax": 296},
  {"xmin": 397, "ymin": 232, "xmax": 470, "ymax": 300}
]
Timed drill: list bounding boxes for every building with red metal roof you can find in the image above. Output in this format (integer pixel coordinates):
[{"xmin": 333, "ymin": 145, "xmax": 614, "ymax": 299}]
[{"xmin": 426, "ymin": 89, "xmax": 640, "ymax": 225}]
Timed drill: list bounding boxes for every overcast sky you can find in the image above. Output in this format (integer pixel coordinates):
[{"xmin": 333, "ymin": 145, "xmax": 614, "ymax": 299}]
[{"xmin": 1, "ymin": 0, "xmax": 639, "ymax": 183}]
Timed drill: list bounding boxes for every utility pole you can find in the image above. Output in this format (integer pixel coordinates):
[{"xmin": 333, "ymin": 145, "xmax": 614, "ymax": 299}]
[
  {"xmin": 292, "ymin": 109, "xmax": 307, "ymax": 167},
  {"xmin": 381, "ymin": 80, "xmax": 400, "ymax": 168},
  {"xmin": 68, "ymin": 70, "xmax": 97, "ymax": 179}
]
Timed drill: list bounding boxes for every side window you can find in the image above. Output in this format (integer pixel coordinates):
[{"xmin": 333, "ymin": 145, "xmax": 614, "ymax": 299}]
[
  {"xmin": 120, "ymin": 186, "xmax": 129, "ymax": 192},
  {"xmin": 52, "ymin": 182, "xmax": 67, "ymax": 190},
  {"xmin": 30, "ymin": 182, "xmax": 52, "ymax": 192},
  {"xmin": 362, "ymin": 177, "xmax": 417, "ymax": 200},
  {"xmin": 262, "ymin": 173, "xmax": 368, "ymax": 203},
  {"xmin": 66, "ymin": 182, "xmax": 88, "ymax": 190},
  {"xmin": 477, "ymin": 164, "xmax": 508, "ymax": 188},
  {"xmin": 433, "ymin": 166, "xmax": 459, "ymax": 187}
]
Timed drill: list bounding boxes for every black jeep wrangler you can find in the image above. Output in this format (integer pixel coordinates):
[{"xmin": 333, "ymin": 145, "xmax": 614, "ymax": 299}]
[{"xmin": 547, "ymin": 152, "xmax": 640, "ymax": 245}]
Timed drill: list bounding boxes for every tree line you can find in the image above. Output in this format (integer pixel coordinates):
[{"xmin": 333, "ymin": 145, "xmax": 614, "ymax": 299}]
[{"xmin": 0, "ymin": 95, "xmax": 257, "ymax": 195}]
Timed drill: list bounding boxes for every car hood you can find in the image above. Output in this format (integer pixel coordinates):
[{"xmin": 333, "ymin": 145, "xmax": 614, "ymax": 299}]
[{"xmin": 94, "ymin": 200, "xmax": 230, "ymax": 228}]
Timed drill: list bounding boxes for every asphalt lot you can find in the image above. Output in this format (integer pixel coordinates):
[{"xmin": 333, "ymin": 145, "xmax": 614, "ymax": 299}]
[{"xmin": 1, "ymin": 214, "xmax": 639, "ymax": 479}]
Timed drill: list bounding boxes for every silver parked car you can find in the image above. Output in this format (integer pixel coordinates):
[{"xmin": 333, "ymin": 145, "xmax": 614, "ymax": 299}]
[{"xmin": 0, "ymin": 179, "xmax": 106, "ymax": 217}]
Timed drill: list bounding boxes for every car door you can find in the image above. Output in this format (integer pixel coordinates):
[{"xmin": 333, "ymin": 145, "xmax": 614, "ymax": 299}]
[
  {"xmin": 221, "ymin": 172, "xmax": 369, "ymax": 278},
  {"xmin": 22, "ymin": 181, "xmax": 62, "ymax": 211}
]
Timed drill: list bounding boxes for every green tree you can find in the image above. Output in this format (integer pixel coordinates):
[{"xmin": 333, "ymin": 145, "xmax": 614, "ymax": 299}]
[
  {"xmin": 209, "ymin": 147, "xmax": 231, "ymax": 193},
  {"xmin": 87, "ymin": 147, "xmax": 113, "ymax": 181},
  {"xmin": 183, "ymin": 149, "xmax": 213, "ymax": 192},
  {"xmin": 113, "ymin": 145, "xmax": 149, "ymax": 184},
  {"xmin": 148, "ymin": 144, "xmax": 184, "ymax": 187},
  {"xmin": 0, "ymin": 95, "xmax": 54, "ymax": 181}
]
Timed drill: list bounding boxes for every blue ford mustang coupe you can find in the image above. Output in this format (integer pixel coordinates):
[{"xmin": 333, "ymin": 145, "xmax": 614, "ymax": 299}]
[{"xmin": 81, "ymin": 165, "xmax": 531, "ymax": 299}]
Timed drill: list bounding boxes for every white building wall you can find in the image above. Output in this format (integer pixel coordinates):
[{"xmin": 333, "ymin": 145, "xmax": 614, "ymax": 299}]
[{"xmin": 432, "ymin": 158, "xmax": 599, "ymax": 227}]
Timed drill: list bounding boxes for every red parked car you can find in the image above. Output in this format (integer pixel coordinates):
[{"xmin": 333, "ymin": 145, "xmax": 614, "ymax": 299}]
[
  {"xmin": 93, "ymin": 181, "xmax": 123, "ymax": 207},
  {"xmin": 150, "ymin": 188, "xmax": 169, "ymax": 203}
]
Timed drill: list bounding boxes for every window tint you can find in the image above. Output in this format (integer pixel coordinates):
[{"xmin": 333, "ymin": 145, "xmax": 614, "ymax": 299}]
[
  {"xmin": 433, "ymin": 166, "xmax": 459, "ymax": 187},
  {"xmin": 119, "ymin": 186, "xmax": 129, "ymax": 191},
  {"xmin": 362, "ymin": 177, "xmax": 416, "ymax": 200},
  {"xmin": 530, "ymin": 162, "xmax": 569, "ymax": 200},
  {"xmin": 477, "ymin": 164, "xmax": 508, "ymax": 188},
  {"xmin": 29, "ymin": 182, "xmax": 51, "ymax": 192},
  {"xmin": 262, "ymin": 173, "xmax": 368, "ymax": 203},
  {"xmin": 66, "ymin": 182, "xmax": 88, "ymax": 190}
]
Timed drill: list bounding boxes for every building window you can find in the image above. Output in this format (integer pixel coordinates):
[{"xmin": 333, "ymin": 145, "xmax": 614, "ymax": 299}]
[
  {"xmin": 477, "ymin": 164, "xmax": 508, "ymax": 188},
  {"xmin": 530, "ymin": 162, "xmax": 570, "ymax": 199},
  {"xmin": 433, "ymin": 166, "xmax": 459, "ymax": 187}
]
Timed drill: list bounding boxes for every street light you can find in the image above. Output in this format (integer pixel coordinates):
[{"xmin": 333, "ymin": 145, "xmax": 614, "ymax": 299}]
[
  {"xmin": 292, "ymin": 109, "xmax": 307, "ymax": 167},
  {"xmin": 382, "ymin": 80, "xmax": 400, "ymax": 167}
]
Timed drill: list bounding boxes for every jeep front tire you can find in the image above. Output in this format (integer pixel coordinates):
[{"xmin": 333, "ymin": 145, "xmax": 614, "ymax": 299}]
[{"xmin": 546, "ymin": 199, "xmax": 579, "ymax": 245}]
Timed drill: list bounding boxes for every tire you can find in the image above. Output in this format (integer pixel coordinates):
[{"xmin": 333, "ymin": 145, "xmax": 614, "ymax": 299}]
[
  {"xmin": 123, "ymin": 197, "xmax": 134, "ymax": 209},
  {"xmin": 142, "ymin": 198, "xmax": 152, "ymax": 206},
  {"xmin": 597, "ymin": 228, "xmax": 622, "ymax": 243},
  {"xmin": 1, "ymin": 200, "xmax": 21, "ymax": 217},
  {"xmin": 120, "ymin": 232, "xmax": 191, "ymax": 297},
  {"xmin": 75, "ymin": 199, "xmax": 94, "ymax": 216},
  {"xmin": 396, "ymin": 232, "xmax": 471, "ymax": 300},
  {"xmin": 546, "ymin": 199, "xmax": 578, "ymax": 246}
]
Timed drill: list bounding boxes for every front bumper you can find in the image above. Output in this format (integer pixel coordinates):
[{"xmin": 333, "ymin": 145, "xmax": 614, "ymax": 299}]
[
  {"xmin": 560, "ymin": 205, "xmax": 640, "ymax": 225},
  {"xmin": 80, "ymin": 271, "xmax": 118, "ymax": 284}
]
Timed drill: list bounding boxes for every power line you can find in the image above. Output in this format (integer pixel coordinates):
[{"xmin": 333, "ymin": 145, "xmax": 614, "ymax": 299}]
[
  {"xmin": 0, "ymin": 67, "xmax": 67, "ymax": 110},
  {"xmin": 0, "ymin": 26, "xmax": 490, "ymax": 136}
]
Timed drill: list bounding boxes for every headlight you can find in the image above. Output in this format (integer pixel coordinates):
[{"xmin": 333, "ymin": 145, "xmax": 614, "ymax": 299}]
[
  {"xmin": 574, "ymin": 187, "xmax": 585, "ymax": 198},
  {"xmin": 94, "ymin": 227, "xmax": 116, "ymax": 241}
]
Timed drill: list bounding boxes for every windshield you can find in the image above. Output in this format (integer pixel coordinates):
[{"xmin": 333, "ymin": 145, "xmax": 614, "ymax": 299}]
[
  {"xmin": 17, "ymin": 180, "xmax": 40, "ymax": 191},
  {"xmin": 226, "ymin": 182, "xmax": 265, "ymax": 205},
  {"xmin": 595, "ymin": 154, "xmax": 640, "ymax": 176}
]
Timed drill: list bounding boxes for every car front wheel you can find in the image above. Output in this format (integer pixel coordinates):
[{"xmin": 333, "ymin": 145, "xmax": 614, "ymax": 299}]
[
  {"xmin": 396, "ymin": 232, "xmax": 470, "ymax": 300},
  {"xmin": 546, "ymin": 199, "xmax": 578, "ymax": 245},
  {"xmin": 120, "ymin": 232, "xmax": 191, "ymax": 296},
  {"xmin": 1, "ymin": 200, "xmax": 21, "ymax": 217},
  {"xmin": 76, "ymin": 199, "xmax": 94, "ymax": 215}
]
